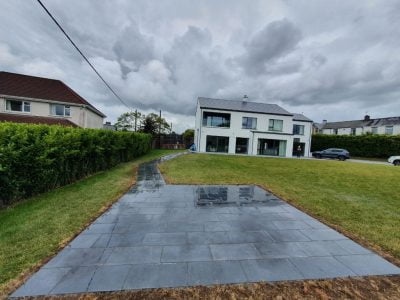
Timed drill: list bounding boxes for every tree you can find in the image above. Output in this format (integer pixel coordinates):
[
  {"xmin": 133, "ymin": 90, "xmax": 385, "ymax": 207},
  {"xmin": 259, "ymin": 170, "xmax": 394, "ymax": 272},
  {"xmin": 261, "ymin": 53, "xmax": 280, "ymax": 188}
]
[
  {"xmin": 115, "ymin": 111, "xmax": 142, "ymax": 131},
  {"xmin": 140, "ymin": 113, "xmax": 171, "ymax": 136},
  {"xmin": 183, "ymin": 128, "xmax": 194, "ymax": 145}
]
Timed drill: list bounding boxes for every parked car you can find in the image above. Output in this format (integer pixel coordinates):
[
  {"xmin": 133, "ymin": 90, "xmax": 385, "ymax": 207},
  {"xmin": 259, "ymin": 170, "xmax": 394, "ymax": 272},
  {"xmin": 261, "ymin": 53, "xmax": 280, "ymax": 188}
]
[
  {"xmin": 312, "ymin": 148, "xmax": 350, "ymax": 161},
  {"xmin": 388, "ymin": 156, "xmax": 400, "ymax": 166}
]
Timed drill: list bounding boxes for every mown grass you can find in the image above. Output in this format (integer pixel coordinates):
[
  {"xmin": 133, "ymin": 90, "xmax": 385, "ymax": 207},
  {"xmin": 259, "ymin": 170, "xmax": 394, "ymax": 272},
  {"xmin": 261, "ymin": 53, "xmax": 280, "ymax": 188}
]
[
  {"xmin": 160, "ymin": 153, "xmax": 400, "ymax": 260},
  {"xmin": 0, "ymin": 149, "xmax": 181, "ymax": 296}
]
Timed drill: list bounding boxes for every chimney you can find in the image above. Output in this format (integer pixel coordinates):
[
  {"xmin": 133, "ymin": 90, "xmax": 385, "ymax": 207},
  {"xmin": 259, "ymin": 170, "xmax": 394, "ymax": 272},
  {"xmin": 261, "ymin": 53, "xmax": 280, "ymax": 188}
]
[
  {"xmin": 322, "ymin": 120, "xmax": 327, "ymax": 125},
  {"xmin": 364, "ymin": 115, "xmax": 370, "ymax": 121},
  {"xmin": 243, "ymin": 95, "xmax": 248, "ymax": 101}
]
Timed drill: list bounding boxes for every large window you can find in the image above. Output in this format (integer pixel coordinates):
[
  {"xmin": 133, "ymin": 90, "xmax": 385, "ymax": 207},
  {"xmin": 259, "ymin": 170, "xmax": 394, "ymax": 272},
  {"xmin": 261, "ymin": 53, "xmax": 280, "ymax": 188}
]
[
  {"xmin": 202, "ymin": 111, "xmax": 230, "ymax": 128},
  {"xmin": 242, "ymin": 117, "xmax": 257, "ymax": 129},
  {"xmin": 257, "ymin": 139, "xmax": 286, "ymax": 157},
  {"xmin": 206, "ymin": 135, "xmax": 229, "ymax": 153},
  {"xmin": 6, "ymin": 100, "xmax": 30, "ymax": 112},
  {"xmin": 268, "ymin": 119, "xmax": 283, "ymax": 132},
  {"xmin": 293, "ymin": 124, "xmax": 304, "ymax": 135},
  {"xmin": 385, "ymin": 126, "xmax": 393, "ymax": 135},
  {"xmin": 51, "ymin": 104, "xmax": 71, "ymax": 117},
  {"xmin": 235, "ymin": 137, "xmax": 249, "ymax": 154}
]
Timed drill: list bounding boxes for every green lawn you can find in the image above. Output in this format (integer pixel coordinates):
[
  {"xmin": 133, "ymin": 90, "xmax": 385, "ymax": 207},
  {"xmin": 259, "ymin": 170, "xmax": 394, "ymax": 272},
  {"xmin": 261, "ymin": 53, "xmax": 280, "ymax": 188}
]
[
  {"xmin": 159, "ymin": 153, "xmax": 400, "ymax": 259},
  {"xmin": 0, "ymin": 149, "xmax": 180, "ymax": 295}
]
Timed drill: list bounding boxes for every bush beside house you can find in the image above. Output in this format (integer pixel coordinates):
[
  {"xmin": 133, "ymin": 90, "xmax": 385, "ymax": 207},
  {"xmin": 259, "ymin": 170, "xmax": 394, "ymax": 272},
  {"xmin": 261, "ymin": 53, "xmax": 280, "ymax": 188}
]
[
  {"xmin": 0, "ymin": 123, "xmax": 151, "ymax": 206},
  {"xmin": 311, "ymin": 134, "xmax": 400, "ymax": 158}
]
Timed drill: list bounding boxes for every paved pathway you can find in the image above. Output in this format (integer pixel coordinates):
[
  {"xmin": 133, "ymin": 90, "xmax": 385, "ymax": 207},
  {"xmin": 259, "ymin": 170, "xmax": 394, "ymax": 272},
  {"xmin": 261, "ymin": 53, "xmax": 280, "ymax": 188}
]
[{"xmin": 12, "ymin": 153, "xmax": 400, "ymax": 297}]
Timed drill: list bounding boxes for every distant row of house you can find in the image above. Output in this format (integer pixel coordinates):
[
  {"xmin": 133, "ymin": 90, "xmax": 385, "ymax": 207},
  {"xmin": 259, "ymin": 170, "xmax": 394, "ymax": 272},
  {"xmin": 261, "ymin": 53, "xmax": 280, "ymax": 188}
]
[
  {"xmin": 1, "ymin": 71, "xmax": 399, "ymax": 159},
  {"xmin": 313, "ymin": 115, "xmax": 400, "ymax": 136}
]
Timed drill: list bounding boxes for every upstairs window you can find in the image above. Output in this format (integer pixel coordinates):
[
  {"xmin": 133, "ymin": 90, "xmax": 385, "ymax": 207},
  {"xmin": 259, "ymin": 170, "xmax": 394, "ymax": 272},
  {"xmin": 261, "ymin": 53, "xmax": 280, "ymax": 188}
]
[
  {"xmin": 242, "ymin": 117, "xmax": 257, "ymax": 129},
  {"xmin": 293, "ymin": 124, "xmax": 304, "ymax": 135},
  {"xmin": 202, "ymin": 111, "xmax": 230, "ymax": 128},
  {"xmin": 268, "ymin": 119, "xmax": 283, "ymax": 132},
  {"xmin": 6, "ymin": 100, "xmax": 30, "ymax": 112},
  {"xmin": 51, "ymin": 104, "xmax": 71, "ymax": 117},
  {"xmin": 385, "ymin": 126, "xmax": 393, "ymax": 135}
]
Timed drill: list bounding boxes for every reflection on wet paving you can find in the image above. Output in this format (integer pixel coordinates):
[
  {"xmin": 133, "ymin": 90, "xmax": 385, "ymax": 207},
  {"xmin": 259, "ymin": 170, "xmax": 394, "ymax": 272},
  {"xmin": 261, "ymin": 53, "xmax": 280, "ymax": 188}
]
[{"xmin": 196, "ymin": 185, "xmax": 283, "ymax": 207}]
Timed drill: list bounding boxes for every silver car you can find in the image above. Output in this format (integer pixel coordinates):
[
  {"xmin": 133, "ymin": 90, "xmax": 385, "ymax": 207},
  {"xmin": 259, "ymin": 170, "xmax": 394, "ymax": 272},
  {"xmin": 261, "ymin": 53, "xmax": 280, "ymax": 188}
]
[{"xmin": 388, "ymin": 156, "xmax": 400, "ymax": 166}]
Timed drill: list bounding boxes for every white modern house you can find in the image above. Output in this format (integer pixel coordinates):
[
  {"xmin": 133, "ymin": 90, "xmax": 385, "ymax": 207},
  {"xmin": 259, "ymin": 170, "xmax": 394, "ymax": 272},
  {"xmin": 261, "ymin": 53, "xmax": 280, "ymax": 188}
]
[
  {"xmin": 316, "ymin": 115, "xmax": 400, "ymax": 136},
  {"xmin": 0, "ymin": 71, "xmax": 105, "ymax": 128},
  {"xmin": 194, "ymin": 97, "xmax": 313, "ymax": 157}
]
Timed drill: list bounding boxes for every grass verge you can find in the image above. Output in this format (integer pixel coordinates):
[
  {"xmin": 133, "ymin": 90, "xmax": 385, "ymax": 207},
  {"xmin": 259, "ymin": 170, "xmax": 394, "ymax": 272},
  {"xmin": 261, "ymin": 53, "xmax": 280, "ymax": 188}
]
[
  {"xmin": 0, "ymin": 149, "xmax": 181, "ymax": 297},
  {"xmin": 159, "ymin": 153, "xmax": 400, "ymax": 262}
]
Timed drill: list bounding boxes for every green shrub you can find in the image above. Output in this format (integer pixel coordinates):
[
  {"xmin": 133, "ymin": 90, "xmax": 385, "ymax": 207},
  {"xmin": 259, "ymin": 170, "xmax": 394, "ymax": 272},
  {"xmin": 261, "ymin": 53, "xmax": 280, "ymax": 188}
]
[
  {"xmin": 0, "ymin": 123, "xmax": 151, "ymax": 206},
  {"xmin": 311, "ymin": 134, "xmax": 400, "ymax": 158}
]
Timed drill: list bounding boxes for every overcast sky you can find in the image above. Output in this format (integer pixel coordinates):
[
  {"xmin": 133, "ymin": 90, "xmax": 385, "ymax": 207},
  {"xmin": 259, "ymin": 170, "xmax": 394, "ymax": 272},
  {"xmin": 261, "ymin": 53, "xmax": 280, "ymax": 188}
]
[{"xmin": 1, "ymin": 0, "xmax": 400, "ymax": 133}]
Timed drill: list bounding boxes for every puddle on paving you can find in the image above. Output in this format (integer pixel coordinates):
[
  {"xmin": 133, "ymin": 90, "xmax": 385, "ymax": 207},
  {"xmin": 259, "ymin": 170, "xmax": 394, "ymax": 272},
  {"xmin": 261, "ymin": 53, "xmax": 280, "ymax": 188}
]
[{"xmin": 195, "ymin": 185, "xmax": 282, "ymax": 207}]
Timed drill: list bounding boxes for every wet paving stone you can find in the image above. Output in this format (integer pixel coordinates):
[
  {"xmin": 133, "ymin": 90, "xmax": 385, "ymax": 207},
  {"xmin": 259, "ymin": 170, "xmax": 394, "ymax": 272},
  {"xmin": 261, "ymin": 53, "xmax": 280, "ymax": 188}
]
[{"xmin": 12, "ymin": 153, "xmax": 400, "ymax": 297}]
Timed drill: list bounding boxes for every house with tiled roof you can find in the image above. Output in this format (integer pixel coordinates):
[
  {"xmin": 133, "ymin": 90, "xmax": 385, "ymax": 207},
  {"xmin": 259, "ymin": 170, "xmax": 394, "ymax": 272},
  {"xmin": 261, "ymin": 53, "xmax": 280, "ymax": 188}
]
[
  {"xmin": 0, "ymin": 71, "xmax": 105, "ymax": 128},
  {"xmin": 194, "ymin": 96, "xmax": 313, "ymax": 157},
  {"xmin": 316, "ymin": 115, "xmax": 400, "ymax": 135}
]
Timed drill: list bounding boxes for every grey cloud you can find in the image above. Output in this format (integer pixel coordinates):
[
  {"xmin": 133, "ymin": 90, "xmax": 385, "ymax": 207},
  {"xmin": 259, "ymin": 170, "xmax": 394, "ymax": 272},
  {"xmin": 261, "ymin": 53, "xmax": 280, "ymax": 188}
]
[
  {"xmin": 113, "ymin": 23, "xmax": 155, "ymax": 71},
  {"xmin": 239, "ymin": 19, "xmax": 302, "ymax": 76}
]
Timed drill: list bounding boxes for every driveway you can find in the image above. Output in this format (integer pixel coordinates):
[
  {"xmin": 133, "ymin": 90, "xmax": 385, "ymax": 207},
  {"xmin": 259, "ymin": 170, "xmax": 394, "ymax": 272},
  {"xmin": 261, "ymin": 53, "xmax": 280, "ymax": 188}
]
[{"xmin": 12, "ymin": 153, "xmax": 400, "ymax": 297}]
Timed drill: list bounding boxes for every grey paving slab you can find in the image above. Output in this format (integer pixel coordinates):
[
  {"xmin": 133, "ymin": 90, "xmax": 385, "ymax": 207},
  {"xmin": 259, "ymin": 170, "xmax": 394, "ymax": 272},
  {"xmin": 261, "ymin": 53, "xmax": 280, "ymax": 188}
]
[
  {"xmin": 210, "ymin": 243, "xmax": 262, "ymax": 260},
  {"xmin": 11, "ymin": 268, "xmax": 71, "ymax": 297},
  {"xmin": 254, "ymin": 242, "xmax": 308, "ymax": 258},
  {"xmin": 108, "ymin": 233, "xmax": 144, "ymax": 247},
  {"xmin": 106, "ymin": 246, "xmax": 162, "ymax": 264},
  {"xmin": 188, "ymin": 261, "xmax": 247, "ymax": 285},
  {"xmin": 267, "ymin": 229, "xmax": 311, "ymax": 242},
  {"xmin": 162, "ymin": 245, "xmax": 212, "ymax": 262},
  {"xmin": 50, "ymin": 266, "xmax": 97, "ymax": 295},
  {"xmin": 123, "ymin": 263, "xmax": 188, "ymax": 289},
  {"xmin": 300, "ymin": 229, "xmax": 348, "ymax": 241},
  {"xmin": 13, "ymin": 154, "xmax": 400, "ymax": 297},
  {"xmin": 187, "ymin": 231, "xmax": 232, "ymax": 244},
  {"xmin": 335, "ymin": 254, "xmax": 400, "ymax": 276},
  {"xmin": 143, "ymin": 232, "xmax": 187, "ymax": 245},
  {"xmin": 290, "ymin": 256, "xmax": 356, "ymax": 279},
  {"xmin": 45, "ymin": 248, "xmax": 105, "ymax": 268},
  {"xmin": 240, "ymin": 258, "xmax": 304, "ymax": 282},
  {"xmin": 88, "ymin": 265, "xmax": 131, "ymax": 292}
]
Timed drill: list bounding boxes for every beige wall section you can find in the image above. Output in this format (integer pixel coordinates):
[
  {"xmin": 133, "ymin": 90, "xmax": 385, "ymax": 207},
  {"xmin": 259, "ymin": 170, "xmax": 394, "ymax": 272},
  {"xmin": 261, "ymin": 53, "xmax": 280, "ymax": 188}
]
[
  {"xmin": 0, "ymin": 97, "xmax": 104, "ymax": 128},
  {"xmin": 84, "ymin": 108, "xmax": 104, "ymax": 129}
]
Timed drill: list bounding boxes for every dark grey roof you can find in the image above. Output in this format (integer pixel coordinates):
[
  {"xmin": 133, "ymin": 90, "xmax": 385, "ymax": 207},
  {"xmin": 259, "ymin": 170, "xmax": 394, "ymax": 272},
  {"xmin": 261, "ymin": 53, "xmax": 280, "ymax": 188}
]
[
  {"xmin": 292, "ymin": 113, "xmax": 313, "ymax": 122},
  {"xmin": 323, "ymin": 116, "xmax": 400, "ymax": 129},
  {"xmin": 198, "ymin": 97, "xmax": 292, "ymax": 116}
]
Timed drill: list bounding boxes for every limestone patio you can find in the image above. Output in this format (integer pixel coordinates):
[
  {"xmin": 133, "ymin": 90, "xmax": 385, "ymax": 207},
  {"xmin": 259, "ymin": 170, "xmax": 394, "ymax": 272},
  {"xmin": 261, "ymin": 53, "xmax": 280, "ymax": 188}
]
[{"xmin": 12, "ymin": 153, "xmax": 400, "ymax": 297}]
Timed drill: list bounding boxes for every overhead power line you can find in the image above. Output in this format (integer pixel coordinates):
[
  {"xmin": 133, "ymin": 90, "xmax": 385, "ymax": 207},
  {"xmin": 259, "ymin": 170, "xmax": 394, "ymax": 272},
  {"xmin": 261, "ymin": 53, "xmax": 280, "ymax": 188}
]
[{"xmin": 36, "ymin": 0, "xmax": 130, "ymax": 109}]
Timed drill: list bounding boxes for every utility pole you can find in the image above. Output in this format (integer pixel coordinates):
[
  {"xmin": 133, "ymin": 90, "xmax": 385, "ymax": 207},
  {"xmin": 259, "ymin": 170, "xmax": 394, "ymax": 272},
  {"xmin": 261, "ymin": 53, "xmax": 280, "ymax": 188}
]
[
  {"xmin": 134, "ymin": 109, "xmax": 137, "ymax": 132},
  {"xmin": 159, "ymin": 110, "xmax": 162, "ymax": 149}
]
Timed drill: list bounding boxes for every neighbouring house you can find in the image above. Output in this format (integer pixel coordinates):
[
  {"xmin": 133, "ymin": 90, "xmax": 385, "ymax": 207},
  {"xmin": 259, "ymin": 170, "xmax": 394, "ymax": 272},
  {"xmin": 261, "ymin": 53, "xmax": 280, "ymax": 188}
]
[
  {"xmin": 0, "ymin": 71, "xmax": 105, "ymax": 128},
  {"xmin": 194, "ymin": 96, "xmax": 313, "ymax": 157},
  {"xmin": 103, "ymin": 121, "xmax": 116, "ymax": 130},
  {"xmin": 315, "ymin": 115, "xmax": 400, "ymax": 136}
]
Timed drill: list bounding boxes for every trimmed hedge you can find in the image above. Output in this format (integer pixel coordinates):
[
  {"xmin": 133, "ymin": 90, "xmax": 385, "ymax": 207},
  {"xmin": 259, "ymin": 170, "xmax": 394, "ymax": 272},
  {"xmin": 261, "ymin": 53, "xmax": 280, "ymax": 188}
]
[
  {"xmin": 311, "ymin": 134, "xmax": 400, "ymax": 158},
  {"xmin": 0, "ymin": 123, "xmax": 151, "ymax": 206}
]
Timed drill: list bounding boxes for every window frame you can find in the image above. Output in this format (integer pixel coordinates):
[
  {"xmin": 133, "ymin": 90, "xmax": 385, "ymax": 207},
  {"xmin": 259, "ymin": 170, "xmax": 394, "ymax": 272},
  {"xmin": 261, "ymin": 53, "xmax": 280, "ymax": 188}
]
[
  {"xmin": 268, "ymin": 119, "xmax": 283, "ymax": 132},
  {"xmin": 242, "ymin": 117, "xmax": 257, "ymax": 129},
  {"xmin": 51, "ymin": 104, "xmax": 71, "ymax": 117},
  {"xmin": 5, "ymin": 99, "xmax": 31, "ymax": 113},
  {"xmin": 202, "ymin": 111, "xmax": 230, "ymax": 128},
  {"xmin": 385, "ymin": 126, "xmax": 393, "ymax": 135},
  {"xmin": 293, "ymin": 124, "xmax": 305, "ymax": 135}
]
